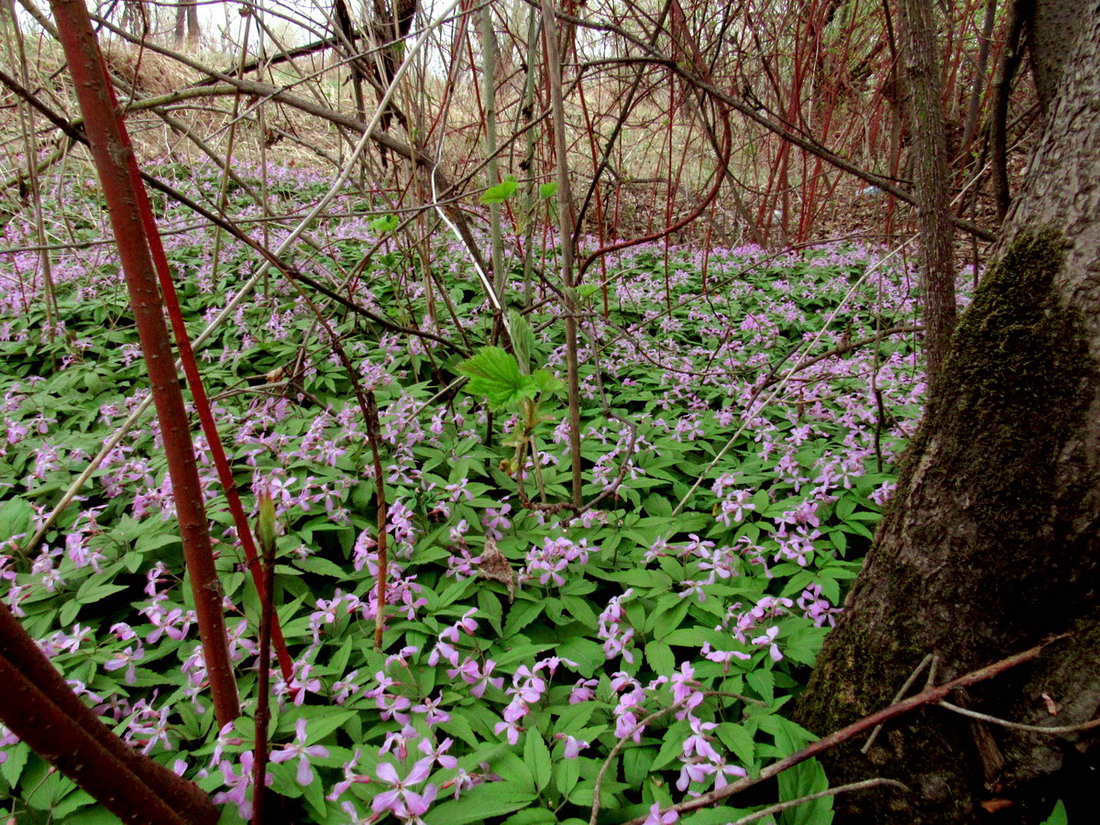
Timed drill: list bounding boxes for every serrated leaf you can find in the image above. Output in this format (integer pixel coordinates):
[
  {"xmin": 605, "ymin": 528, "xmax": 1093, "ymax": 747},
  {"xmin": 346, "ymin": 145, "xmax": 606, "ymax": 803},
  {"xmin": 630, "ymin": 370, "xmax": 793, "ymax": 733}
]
[
  {"xmin": 531, "ymin": 369, "xmax": 564, "ymax": 396},
  {"xmin": 507, "ymin": 310, "xmax": 536, "ymax": 374},
  {"xmin": 457, "ymin": 347, "xmax": 534, "ymax": 410},
  {"xmin": 0, "ymin": 743, "xmax": 28, "ymax": 786},
  {"xmin": 645, "ymin": 640, "xmax": 675, "ymax": 674},
  {"xmin": 715, "ymin": 723, "xmax": 756, "ymax": 767},
  {"xmin": 370, "ymin": 214, "xmax": 400, "ymax": 233},
  {"xmin": 523, "ymin": 728, "xmax": 552, "ymax": 792},
  {"xmin": 553, "ymin": 756, "xmax": 581, "ymax": 798},
  {"xmin": 745, "ymin": 668, "xmax": 775, "ymax": 704},
  {"xmin": 538, "ymin": 182, "xmax": 558, "ymax": 199},
  {"xmin": 481, "ymin": 177, "xmax": 519, "ymax": 204}
]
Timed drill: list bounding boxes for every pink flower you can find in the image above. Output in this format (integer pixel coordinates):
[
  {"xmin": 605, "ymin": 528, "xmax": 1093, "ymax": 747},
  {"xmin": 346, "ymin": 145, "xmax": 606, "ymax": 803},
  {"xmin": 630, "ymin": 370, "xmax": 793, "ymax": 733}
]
[
  {"xmin": 270, "ymin": 719, "xmax": 329, "ymax": 786},
  {"xmin": 372, "ymin": 758, "xmax": 438, "ymax": 818},
  {"xmin": 562, "ymin": 735, "xmax": 588, "ymax": 758},
  {"xmin": 643, "ymin": 803, "xmax": 679, "ymax": 824}
]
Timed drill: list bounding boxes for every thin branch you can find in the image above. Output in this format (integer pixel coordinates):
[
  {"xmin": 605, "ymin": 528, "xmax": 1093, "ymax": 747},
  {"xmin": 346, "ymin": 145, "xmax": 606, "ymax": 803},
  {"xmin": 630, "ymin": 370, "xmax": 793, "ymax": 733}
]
[
  {"xmin": 938, "ymin": 702, "xmax": 1100, "ymax": 735},
  {"xmin": 727, "ymin": 778, "xmax": 910, "ymax": 825},
  {"xmin": 619, "ymin": 639, "xmax": 1056, "ymax": 825},
  {"xmin": 862, "ymin": 653, "xmax": 933, "ymax": 753}
]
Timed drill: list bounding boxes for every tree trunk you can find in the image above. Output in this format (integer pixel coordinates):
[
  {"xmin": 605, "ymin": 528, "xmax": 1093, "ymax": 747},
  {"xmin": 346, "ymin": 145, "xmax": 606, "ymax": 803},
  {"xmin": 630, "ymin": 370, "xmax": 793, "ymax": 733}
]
[
  {"xmin": 173, "ymin": 2, "xmax": 200, "ymax": 48},
  {"xmin": 793, "ymin": 5, "xmax": 1100, "ymax": 824},
  {"xmin": 895, "ymin": 0, "xmax": 956, "ymax": 388}
]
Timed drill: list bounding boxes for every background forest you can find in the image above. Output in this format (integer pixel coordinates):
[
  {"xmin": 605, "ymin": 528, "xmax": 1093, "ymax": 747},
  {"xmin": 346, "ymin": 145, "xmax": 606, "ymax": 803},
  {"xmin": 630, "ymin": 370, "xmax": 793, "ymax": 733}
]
[{"xmin": 0, "ymin": 1, "xmax": 1092, "ymax": 824}]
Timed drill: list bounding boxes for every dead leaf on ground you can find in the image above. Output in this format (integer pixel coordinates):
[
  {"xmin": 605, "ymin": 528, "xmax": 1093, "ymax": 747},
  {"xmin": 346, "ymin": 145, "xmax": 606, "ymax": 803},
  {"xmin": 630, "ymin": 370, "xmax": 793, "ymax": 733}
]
[{"xmin": 477, "ymin": 537, "xmax": 517, "ymax": 603}]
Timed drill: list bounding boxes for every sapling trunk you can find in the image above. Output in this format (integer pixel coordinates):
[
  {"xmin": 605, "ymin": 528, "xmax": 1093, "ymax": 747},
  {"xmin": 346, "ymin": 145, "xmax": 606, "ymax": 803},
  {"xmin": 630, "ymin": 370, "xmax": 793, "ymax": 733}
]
[
  {"xmin": 540, "ymin": 0, "xmax": 583, "ymax": 508},
  {"xmin": 48, "ymin": 0, "xmax": 240, "ymax": 727}
]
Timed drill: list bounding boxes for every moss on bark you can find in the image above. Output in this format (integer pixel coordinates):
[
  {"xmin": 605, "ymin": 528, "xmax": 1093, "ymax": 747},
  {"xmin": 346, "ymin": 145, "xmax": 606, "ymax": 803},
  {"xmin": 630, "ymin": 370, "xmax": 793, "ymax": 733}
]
[{"xmin": 794, "ymin": 228, "xmax": 1100, "ymax": 824}]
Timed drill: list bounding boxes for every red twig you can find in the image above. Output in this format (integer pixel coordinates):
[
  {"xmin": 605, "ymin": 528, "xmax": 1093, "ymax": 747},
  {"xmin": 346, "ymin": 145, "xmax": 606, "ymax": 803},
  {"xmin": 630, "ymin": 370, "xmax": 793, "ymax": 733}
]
[
  {"xmin": 252, "ymin": 493, "xmax": 278, "ymax": 824},
  {"xmin": 48, "ymin": 0, "xmax": 239, "ymax": 727},
  {"xmin": 0, "ymin": 603, "xmax": 217, "ymax": 824},
  {"xmin": 104, "ymin": 34, "xmax": 296, "ymax": 685},
  {"xmin": 364, "ymin": 392, "xmax": 389, "ymax": 651}
]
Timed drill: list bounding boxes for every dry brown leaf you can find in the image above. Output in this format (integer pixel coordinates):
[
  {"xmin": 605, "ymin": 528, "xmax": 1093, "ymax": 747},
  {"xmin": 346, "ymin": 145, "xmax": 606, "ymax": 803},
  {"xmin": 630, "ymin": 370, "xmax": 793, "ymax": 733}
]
[
  {"xmin": 979, "ymin": 798, "xmax": 1013, "ymax": 814},
  {"xmin": 1042, "ymin": 693, "xmax": 1061, "ymax": 715},
  {"xmin": 477, "ymin": 537, "xmax": 517, "ymax": 603}
]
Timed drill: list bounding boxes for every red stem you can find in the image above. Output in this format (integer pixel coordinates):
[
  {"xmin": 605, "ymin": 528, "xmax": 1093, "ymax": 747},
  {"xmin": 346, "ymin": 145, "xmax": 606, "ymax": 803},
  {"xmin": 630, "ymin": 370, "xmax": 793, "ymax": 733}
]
[
  {"xmin": 113, "ymin": 48, "xmax": 294, "ymax": 685},
  {"xmin": 0, "ymin": 603, "xmax": 217, "ymax": 824},
  {"xmin": 48, "ymin": 0, "xmax": 240, "ymax": 728}
]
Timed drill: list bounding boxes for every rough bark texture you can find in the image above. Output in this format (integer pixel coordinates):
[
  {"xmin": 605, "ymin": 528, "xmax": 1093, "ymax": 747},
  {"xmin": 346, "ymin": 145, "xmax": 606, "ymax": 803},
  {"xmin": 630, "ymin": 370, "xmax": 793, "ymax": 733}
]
[
  {"xmin": 793, "ymin": 4, "xmax": 1100, "ymax": 824},
  {"xmin": 895, "ymin": 0, "xmax": 956, "ymax": 387},
  {"xmin": 1026, "ymin": 0, "xmax": 1090, "ymax": 112}
]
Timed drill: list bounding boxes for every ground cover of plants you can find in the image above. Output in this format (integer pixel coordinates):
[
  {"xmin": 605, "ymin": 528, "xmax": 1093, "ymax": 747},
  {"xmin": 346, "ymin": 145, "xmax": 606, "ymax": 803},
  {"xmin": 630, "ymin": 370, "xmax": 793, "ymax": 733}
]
[{"xmin": 0, "ymin": 163, "xmax": 928, "ymax": 825}]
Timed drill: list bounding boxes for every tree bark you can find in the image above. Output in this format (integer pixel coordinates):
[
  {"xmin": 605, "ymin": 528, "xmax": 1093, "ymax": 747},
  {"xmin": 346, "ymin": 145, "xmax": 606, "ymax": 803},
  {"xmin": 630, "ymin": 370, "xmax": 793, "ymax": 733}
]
[
  {"xmin": 895, "ymin": 0, "xmax": 956, "ymax": 388},
  {"xmin": 794, "ymin": 4, "xmax": 1100, "ymax": 824}
]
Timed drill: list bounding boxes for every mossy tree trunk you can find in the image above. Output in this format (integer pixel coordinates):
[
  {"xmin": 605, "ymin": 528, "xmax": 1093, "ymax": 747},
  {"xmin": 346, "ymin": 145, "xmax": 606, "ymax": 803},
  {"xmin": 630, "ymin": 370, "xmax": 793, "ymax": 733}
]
[{"xmin": 793, "ymin": 6, "xmax": 1100, "ymax": 824}]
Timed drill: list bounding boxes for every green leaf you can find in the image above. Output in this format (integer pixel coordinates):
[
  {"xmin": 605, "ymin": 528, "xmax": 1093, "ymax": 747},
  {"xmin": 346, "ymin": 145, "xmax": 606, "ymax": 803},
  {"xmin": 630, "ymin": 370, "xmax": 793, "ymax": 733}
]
[
  {"xmin": 75, "ymin": 580, "xmax": 127, "ymax": 605},
  {"xmin": 553, "ymin": 756, "xmax": 581, "ymax": 797},
  {"xmin": 424, "ymin": 781, "xmax": 537, "ymax": 825},
  {"xmin": 0, "ymin": 743, "xmax": 28, "ymax": 787},
  {"xmin": 292, "ymin": 556, "xmax": 347, "ymax": 577},
  {"xmin": 523, "ymin": 728, "xmax": 552, "ymax": 792},
  {"xmin": 0, "ymin": 498, "xmax": 34, "ymax": 545},
  {"xmin": 59, "ymin": 598, "xmax": 81, "ymax": 626},
  {"xmin": 507, "ymin": 310, "xmax": 536, "ymax": 374},
  {"xmin": 481, "ymin": 177, "xmax": 519, "ymax": 204},
  {"xmin": 645, "ymin": 640, "xmax": 675, "ymax": 674},
  {"xmin": 1041, "ymin": 800, "xmax": 1068, "ymax": 825},
  {"xmin": 779, "ymin": 757, "xmax": 832, "ymax": 825},
  {"xmin": 622, "ymin": 746, "xmax": 655, "ymax": 787},
  {"xmin": 283, "ymin": 710, "xmax": 355, "ymax": 742},
  {"xmin": 714, "ymin": 723, "xmax": 756, "ymax": 767},
  {"xmin": 746, "ymin": 669, "xmax": 775, "ymax": 704},
  {"xmin": 457, "ymin": 347, "xmax": 534, "ymax": 410},
  {"xmin": 503, "ymin": 811, "xmax": 557, "ymax": 825},
  {"xmin": 538, "ymin": 182, "xmax": 558, "ymax": 199},
  {"xmin": 370, "ymin": 214, "xmax": 400, "ymax": 233},
  {"xmin": 530, "ymin": 368, "xmax": 564, "ymax": 397}
]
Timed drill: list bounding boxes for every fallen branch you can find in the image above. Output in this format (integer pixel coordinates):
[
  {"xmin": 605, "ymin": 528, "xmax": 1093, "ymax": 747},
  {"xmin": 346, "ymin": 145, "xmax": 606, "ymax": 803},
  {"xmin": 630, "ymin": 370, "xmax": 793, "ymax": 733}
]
[
  {"xmin": 619, "ymin": 640, "xmax": 1053, "ymax": 825},
  {"xmin": 728, "ymin": 778, "xmax": 910, "ymax": 825}
]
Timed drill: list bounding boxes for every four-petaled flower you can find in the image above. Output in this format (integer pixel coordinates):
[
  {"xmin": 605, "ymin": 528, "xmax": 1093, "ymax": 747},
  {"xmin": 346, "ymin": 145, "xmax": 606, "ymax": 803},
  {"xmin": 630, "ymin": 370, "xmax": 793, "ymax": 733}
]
[
  {"xmin": 372, "ymin": 757, "xmax": 438, "ymax": 818},
  {"xmin": 270, "ymin": 718, "xmax": 329, "ymax": 786}
]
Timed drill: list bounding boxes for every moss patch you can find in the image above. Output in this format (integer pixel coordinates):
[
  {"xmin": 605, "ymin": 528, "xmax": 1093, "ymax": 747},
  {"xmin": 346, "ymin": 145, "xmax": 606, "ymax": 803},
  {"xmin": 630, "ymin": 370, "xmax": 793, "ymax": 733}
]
[
  {"xmin": 794, "ymin": 228, "xmax": 1100, "ymax": 823},
  {"xmin": 905, "ymin": 228, "xmax": 1095, "ymax": 624}
]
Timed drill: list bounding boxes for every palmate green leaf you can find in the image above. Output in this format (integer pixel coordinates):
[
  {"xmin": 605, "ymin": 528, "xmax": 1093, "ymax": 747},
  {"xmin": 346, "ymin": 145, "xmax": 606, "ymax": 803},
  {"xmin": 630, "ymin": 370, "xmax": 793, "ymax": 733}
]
[
  {"xmin": 481, "ymin": 176, "xmax": 519, "ymax": 204},
  {"xmin": 457, "ymin": 346, "xmax": 535, "ymax": 410}
]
